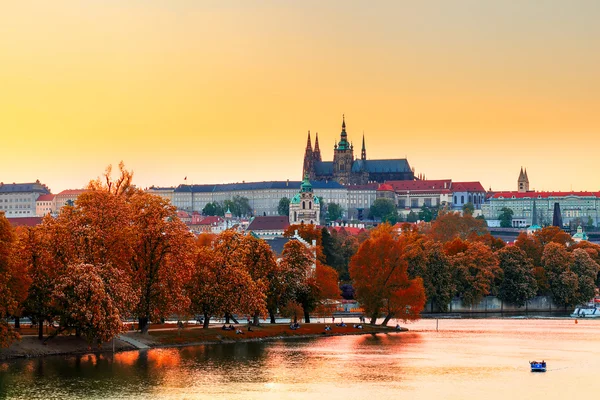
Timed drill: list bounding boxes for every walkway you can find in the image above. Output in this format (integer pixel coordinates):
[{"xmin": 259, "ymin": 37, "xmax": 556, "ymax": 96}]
[{"xmin": 118, "ymin": 334, "xmax": 149, "ymax": 350}]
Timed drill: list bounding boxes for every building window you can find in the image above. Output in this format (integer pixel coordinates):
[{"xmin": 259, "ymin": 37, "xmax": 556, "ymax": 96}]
[
  {"xmin": 461, "ymin": 195, "xmax": 464, "ymax": 204},
  {"xmin": 302, "ymin": 201, "xmax": 305, "ymax": 210},
  {"xmin": 454, "ymin": 196, "xmax": 457, "ymax": 204},
  {"xmin": 411, "ymin": 199, "xmax": 418, "ymax": 208},
  {"xmin": 424, "ymin": 198, "xmax": 432, "ymax": 207}
]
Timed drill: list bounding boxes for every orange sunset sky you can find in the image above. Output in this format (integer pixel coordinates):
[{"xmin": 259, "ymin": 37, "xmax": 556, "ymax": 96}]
[{"xmin": 1, "ymin": 1, "xmax": 599, "ymax": 193}]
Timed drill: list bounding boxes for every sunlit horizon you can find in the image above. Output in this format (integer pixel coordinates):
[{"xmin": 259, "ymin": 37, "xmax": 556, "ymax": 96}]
[{"xmin": 1, "ymin": 1, "xmax": 599, "ymax": 193}]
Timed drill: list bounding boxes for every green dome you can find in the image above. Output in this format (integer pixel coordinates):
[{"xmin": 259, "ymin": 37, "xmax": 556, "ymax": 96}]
[
  {"xmin": 314, "ymin": 196, "xmax": 320, "ymax": 205},
  {"xmin": 301, "ymin": 174, "xmax": 313, "ymax": 192},
  {"xmin": 291, "ymin": 194, "xmax": 301, "ymax": 204}
]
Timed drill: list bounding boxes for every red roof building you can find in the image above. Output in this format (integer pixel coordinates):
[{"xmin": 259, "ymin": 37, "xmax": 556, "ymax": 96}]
[{"xmin": 247, "ymin": 216, "xmax": 290, "ymax": 238}]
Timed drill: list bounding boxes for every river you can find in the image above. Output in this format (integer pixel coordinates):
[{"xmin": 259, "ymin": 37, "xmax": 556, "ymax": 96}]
[{"xmin": 1, "ymin": 319, "xmax": 599, "ymax": 399}]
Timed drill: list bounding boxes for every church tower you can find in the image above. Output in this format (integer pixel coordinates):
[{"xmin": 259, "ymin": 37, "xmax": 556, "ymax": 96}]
[
  {"xmin": 361, "ymin": 134, "xmax": 367, "ymax": 160},
  {"xmin": 333, "ymin": 115, "xmax": 354, "ymax": 185},
  {"xmin": 302, "ymin": 131, "xmax": 315, "ymax": 179},
  {"xmin": 313, "ymin": 132, "xmax": 322, "ymax": 162},
  {"xmin": 518, "ymin": 167, "xmax": 529, "ymax": 193}
]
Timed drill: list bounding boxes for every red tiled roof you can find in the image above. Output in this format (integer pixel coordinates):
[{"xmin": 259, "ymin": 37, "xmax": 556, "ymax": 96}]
[
  {"xmin": 377, "ymin": 183, "xmax": 394, "ymax": 192},
  {"xmin": 247, "ymin": 216, "xmax": 290, "ymax": 231},
  {"xmin": 7, "ymin": 217, "xmax": 43, "ymax": 227},
  {"xmin": 36, "ymin": 194, "xmax": 55, "ymax": 201},
  {"xmin": 329, "ymin": 226, "xmax": 366, "ymax": 235},
  {"xmin": 57, "ymin": 189, "xmax": 87, "ymax": 196},
  {"xmin": 196, "ymin": 216, "xmax": 223, "ymax": 226},
  {"xmin": 177, "ymin": 210, "xmax": 190, "ymax": 218},
  {"xmin": 452, "ymin": 182, "xmax": 485, "ymax": 193},
  {"xmin": 491, "ymin": 191, "xmax": 599, "ymax": 199},
  {"xmin": 387, "ymin": 180, "xmax": 452, "ymax": 193}
]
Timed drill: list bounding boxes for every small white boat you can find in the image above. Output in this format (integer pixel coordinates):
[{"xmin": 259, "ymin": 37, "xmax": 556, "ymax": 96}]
[{"xmin": 571, "ymin": 299, "xmax": 600, "ymax": 318}]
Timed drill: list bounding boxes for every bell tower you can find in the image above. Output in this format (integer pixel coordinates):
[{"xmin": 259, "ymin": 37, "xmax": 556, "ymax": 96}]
[
  {"xmin": 518, "ymin": 167, "xmax": 529, "ymax": 193},
  {"xmin": 333, "ymin": 115, "xmax": 354, "ymax": 185}
]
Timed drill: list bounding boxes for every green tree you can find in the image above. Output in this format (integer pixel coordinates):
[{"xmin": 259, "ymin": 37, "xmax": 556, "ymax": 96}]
[
  {"xmin": 423, "ymin": 243, "xmax": 454, "ymax": 312},
  {"xmin": 369, "ymin": 198, "xmax": 396, "ymax": 220},
  {"xmin": 327, "ymin": 202, "xmax": 344, "ymax": 222},
  {"xmin": 462, "ymin": 202, "xmax": 475, "ymax": 216},
  {"xmin": 542, "ymin": 243, "xmax": 577, "ymax": 307},
  {"xmin": 277, "ymin": 197, "xmax": 290, "ymax": 216},
  {"xmin": 498, "ymin": 207, "xmax": 514, "ymax": 228},
  {"xmin": 496, "ymin": 246, "xmax": 537, "ymax": 307},
  {"xmin": 203, "ymin": 202, "xmax": 223, "ymax": 216},
  {"xmin": 406, "ymin": 211, "xmax": 418, "ymax": 223},
  {"xmin": 570, "ymin": 249, "xmax": 600, "ymax": 306},
  {"xmin": 418, "ymin": 206, "xmax": 434, "ymax": 222},
  {"xmin": 587, "ymin": 216, "xmax": 595, "ymax": 229}
]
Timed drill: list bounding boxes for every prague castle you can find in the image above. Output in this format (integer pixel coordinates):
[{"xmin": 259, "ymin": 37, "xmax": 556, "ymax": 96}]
[{"xmin": 302, "ymin": 116, "xmax": 415, "ymax": 185}]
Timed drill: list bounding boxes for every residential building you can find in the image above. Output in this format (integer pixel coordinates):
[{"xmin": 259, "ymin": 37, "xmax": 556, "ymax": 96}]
[
  {"xmin": 36, "ymin": 194, "xmax": 56, "ymax": 216},
  {"xmin": 246, "ymin": 216, "xmax": 290, "ymax": 239},
  {"xmin": 0, "ymin": 181, "xmax": 51, "ymax": 218},
  {"xmin": 53, "ymin": 189, "xmax": 87, "ymax": 213}
]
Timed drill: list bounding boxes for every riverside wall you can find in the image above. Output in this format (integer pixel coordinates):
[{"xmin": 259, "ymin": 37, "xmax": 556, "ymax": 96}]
[{"xmin": 422, "ymin": 295, "xmax": 566, "ymax": 315}]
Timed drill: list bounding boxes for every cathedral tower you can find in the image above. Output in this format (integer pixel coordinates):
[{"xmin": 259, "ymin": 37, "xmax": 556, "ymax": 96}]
[
  {"xmin": 518, "ymin": 167, "xmax": 529, "ymax": 193},
  {"xmin": 302, "ymin": 131, "xmax": 315, "ymax": 179},
  {"xmin": 333, "ymin": 115, "xmax": 354, "ymax": 185}
]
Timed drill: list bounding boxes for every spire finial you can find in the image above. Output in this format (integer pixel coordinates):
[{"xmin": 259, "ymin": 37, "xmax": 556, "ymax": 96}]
[{"xmin": 342, "ymin": 114, "xmax": 346, "ymax": 129}]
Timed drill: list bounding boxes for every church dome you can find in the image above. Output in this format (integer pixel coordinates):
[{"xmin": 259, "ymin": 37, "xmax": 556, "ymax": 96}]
[{"xmin": 291, "ymin": 193, "xmax": 301, "ymax": 204}]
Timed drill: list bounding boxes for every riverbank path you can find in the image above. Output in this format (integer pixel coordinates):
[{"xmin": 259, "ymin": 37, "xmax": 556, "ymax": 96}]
[{"xmin": 118, "ymin": 335, "xmax": 149, "ymax": 350}]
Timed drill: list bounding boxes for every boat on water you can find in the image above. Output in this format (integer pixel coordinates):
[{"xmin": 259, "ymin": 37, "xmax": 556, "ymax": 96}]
[
  {"xmin": 530, "ymin": 361, "xmax": 546, "ymax": 372},
  {"xmin": 571, "ymin": 298, "xmax": 600, "ymax": 318}
]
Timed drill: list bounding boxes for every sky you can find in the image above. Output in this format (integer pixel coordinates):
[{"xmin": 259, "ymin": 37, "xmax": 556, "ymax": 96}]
[{"xmin": 1, "ymin": 1, "xmax": 599, "ymax": 193}]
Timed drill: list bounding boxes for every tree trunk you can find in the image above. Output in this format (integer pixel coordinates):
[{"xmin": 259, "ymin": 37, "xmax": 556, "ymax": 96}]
[
  {"xmin": 139, "ymin": 317, "xmax": 149, "ymax": 334},
  {"xmin": 268, "ymin": 309, "xmax": 276, "ymax": 324},
  {"xmin": 303, "ymin": 309, "xmax": 311, "ymax": 323},
  {"xmin": 253, "ymin": 312, "xmax": 260, "ymax": 326},
  {"xmin": 369, "ymin": 313, "xmax": 377, "ymax": 325},
  {"xmin": 14, "ymin": 317, "xmax": 20, "ymax": 329},
  {"xmin": 231, "ymin": 315, "xmax": 239, "ymax": 324},
  {"xmin": 381, "ymin": 313, "xmax": 393, "ymax": 327},
  {"xmin": 38, "ymin": 319, "xmax": 44, "ymax": 340},
  {"xmin": 203, "ymin": 313, "xmax": 210, "ymax": 329},
  {"xmin": 225, "ymin": 313, "xmax": 230, "ymax": 324}
]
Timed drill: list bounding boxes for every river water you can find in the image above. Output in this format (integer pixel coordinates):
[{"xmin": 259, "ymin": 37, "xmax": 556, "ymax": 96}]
[{"xmin": 1, "ymin": 319, "xmax": 599, "ymax": 399}]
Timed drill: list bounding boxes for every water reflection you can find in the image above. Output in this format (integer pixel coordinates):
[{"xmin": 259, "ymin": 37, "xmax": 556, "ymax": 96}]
[{"xmin": 1, "ymin": 320, "xmax": 600, "ymax": 399}]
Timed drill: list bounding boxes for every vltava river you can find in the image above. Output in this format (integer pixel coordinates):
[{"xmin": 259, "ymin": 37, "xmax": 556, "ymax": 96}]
[{"xmin": 1, "ymin": 319, "xmax": 599, "ymax": 399}]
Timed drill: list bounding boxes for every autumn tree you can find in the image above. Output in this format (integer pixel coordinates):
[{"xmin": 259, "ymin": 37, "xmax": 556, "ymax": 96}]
[
  {"xmin": 242, "ymin": 234, "xmax": 278, "ymax": 325},
  {"xmin": 284, "ymin": 224, "xmax": 325, "ymax": 264},
  {"xmin": 570, "ymin": 249, "xmax": 599, "ymax": 306},
  {"xmin": 277, "ymin": 239, "xmax": 315, "ymax": 323},
  {"xmin": 349, "ymin": 224, "xmax": 425, "ymax": 325},
  {"xmin": 496, "ymin": 246, "xmax": 537, "ymax": 307},
  {"xmin": 20, "ymin": 222, "xmax": 62, "ymax": 340},
  {"xmin": 429, "ymin": 210, "xmax": 488, "ymax": 243},
  {"xmin": 0, "ymin": 214, "xmax": 27, "ymax": 347},
  {"xmin": 51, "ymin": 264, "xmax": 125, "ymax": 345},
  {"xmin": 128, "ymin": 192, "xmax": 196, "ymax": 333},
  {"xmin": 189, "ymin": 231, "xmax": 266, "ymax": 328},
  {"xmin": 445, "ymin": 239, "xmax": 500, "ymax": 307},
  {"xmin": 542, "ymin": 243, "xmax": 577, "ymax": 308}
]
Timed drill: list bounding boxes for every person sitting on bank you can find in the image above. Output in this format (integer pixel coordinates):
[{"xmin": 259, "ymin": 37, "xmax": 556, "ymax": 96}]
[
  {"xmin": 222, "ymin": 324, "xmax": 228, "ymax": 330},
  {"xmin": 248, "ymin": 325, "xmax": 253, "ymax": 332},
  {"xmin": 236, "ymin": 329, "xmax": 244, "ymax": 334},
  {"xmin": 395, "ymin": 324, "xmax": 401, "ymax": 330}
]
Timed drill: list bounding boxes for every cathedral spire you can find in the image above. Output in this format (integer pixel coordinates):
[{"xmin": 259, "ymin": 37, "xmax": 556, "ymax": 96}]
[
  {"xmin": 361, "ymin": 133, "xmax": 367, "ymax": 160},
  {"xmin": 337, "ymin": 114, "xmax": 349, "ymax": 150},
  {"xmin": 313, "ymin": 132, "xmax": 322, "ymax": 161},
  {"xmin": 306, "ymin": 130, "xmax": 312, "ymax": 151}
]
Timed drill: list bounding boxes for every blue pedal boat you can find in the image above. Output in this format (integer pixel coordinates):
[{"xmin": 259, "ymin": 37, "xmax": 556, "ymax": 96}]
[{"xmin": 530, "ymin": 361, "xmax": 546, "ymax": 372}]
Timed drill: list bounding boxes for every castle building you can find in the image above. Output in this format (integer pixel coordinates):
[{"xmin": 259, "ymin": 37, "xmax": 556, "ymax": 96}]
[
  {"xmin": 303, "ymin": 116, "xmax": 415, "ymax": 185},
  {"xmin": 482, "ymin": 168, "xmax": 600, "ymax": 228},
  {"xmin": 289, "ymin": 175, "xmax": 320, "ymax": 225}
]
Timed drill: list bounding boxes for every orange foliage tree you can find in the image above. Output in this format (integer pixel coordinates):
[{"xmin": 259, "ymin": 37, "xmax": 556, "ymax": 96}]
[
  {"xmin": 0, "ymin": 213, "xmax": 28, "ymax": 347},
  {"xmin": 284, "ymin": 224, "xmax": 326, "ymax": 263},
  {"xmin": 189, "ymin": 231, "xmax": 267, "ymax": 328},
  {"xmin": 349, "ymin": 224, "xmax": 425, "ymax": 325},
  {"xmin": 51, "ymin": 264, "xmax": 124, "ymax": 345},
  {"xmin": 428, "ymin": 210, "xmax": 488, "ymax": 243},
  {"xmin": 444, "ymin": 238, "xmax": 500, "ymax": 307},
  {"xmin": 127, "ymin": 191, "xmax": 196, "ymax": 333}
]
